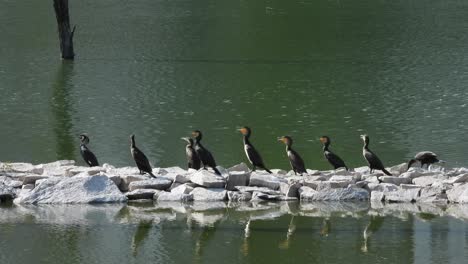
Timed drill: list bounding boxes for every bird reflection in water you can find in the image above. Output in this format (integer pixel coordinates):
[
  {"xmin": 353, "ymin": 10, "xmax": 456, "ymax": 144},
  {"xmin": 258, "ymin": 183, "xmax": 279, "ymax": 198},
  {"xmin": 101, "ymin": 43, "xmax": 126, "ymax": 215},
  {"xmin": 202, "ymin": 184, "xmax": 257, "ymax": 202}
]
[
  {"xmin": 361, "ymin": 215, "xmax": 384, "ymax": 253},
  {"xmin": 320, "ymin": 218, "xmax": 331, "ymax": 237},
  {"xmin": 241, "ymin": 219, "xmax": 251, "ymax": 256},
  {"xmin": 279, "ymin": 216, "xmax": 296, "ymax": 249},
  {"xmin": 132, "ymin": 219, "xmax": 153, "ymax": 257}
]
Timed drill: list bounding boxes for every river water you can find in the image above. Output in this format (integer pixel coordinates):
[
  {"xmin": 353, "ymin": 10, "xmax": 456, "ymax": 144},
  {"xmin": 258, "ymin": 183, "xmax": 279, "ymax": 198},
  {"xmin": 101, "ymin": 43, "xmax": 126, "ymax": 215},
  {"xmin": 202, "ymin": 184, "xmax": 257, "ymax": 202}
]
[
  {"xmin": 1, "ymin": 0, "xmax": 468, "ymax": 170},
  {"xmin": 0, "ymin": 202, "xmax": 468, "ymax": 264}
]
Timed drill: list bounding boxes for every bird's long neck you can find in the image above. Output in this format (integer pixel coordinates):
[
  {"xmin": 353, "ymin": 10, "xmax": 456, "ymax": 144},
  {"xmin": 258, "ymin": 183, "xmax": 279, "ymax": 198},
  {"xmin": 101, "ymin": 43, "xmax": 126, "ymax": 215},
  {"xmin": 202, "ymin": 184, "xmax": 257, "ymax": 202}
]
[
  {"xmin": 131, "ymin": 138, "xmax": 136, "ymax": 148},
  {"xmin": 243, "ymin": 135, "xmax": 251, "ymax": 145},
  {"xmin": 323, "ymin": 142, "xmax": 330, "ymax": 152},
  {"xmin": 286, "ymin": 145, "xmax": 292, "ymax": 151},
  {"xmin": 363, "ymin": 140, "xmax": 369, "ymax": 150}
]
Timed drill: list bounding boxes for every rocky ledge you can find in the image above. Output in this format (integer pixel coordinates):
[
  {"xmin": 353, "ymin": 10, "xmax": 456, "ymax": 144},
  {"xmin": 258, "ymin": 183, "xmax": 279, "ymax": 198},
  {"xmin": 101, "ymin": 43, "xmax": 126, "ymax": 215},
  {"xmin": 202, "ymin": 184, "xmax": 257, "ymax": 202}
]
[{"xmin": 1, "ymin": 160, "xmax": 467, "ymax": 205}]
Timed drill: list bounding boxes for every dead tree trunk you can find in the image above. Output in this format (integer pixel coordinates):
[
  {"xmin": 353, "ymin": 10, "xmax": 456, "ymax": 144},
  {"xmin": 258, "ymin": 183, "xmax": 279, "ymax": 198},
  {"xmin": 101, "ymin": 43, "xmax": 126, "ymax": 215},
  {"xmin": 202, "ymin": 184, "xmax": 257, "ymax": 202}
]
[{"xmin": 53, "ymin": 0, "xmax": 75, "ymax": 60}]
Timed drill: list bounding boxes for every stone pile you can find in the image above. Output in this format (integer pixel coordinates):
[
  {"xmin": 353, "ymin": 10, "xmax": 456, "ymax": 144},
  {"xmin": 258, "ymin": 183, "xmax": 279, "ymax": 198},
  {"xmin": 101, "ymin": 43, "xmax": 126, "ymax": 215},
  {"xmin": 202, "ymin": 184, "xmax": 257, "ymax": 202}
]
[{"xmin": 0, "ymin": 160, "xmax": 467, "ymax": 205}]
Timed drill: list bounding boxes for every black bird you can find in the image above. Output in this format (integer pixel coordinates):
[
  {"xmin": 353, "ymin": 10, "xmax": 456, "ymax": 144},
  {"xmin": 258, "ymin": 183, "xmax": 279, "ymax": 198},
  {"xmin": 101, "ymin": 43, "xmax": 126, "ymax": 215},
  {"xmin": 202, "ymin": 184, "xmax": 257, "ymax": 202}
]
[
  {"xmin": 191, "ymin": 130, "xmax": 221, "ymax": 175},
  {"xmin": 181, "ymin": 137, "xmax": 201, "ymax": 170},
  {"xmin": 278, "ymin": 136, "xmax": 307, "ymax": 175},
  {"xmin": 360, "ymin": 135, "xmax": 392, "ymax": 175},
  {"xmin": 79, "ymin": 134, "xmax": 99, "ymax": 167},
  {"xmin": 130, "ymin": 134, "xmax": 156, "ymax": 178},
  {"xmin": 319, "ymin": 136, "xmax": 348, "ymax": 170},
  {"xmin": 238, "ymin": 126, "xmax": 272, "ymax": 173},
  {"xmin": 406, "ymin": 151, "xmax": 440, "ymax": 171}
]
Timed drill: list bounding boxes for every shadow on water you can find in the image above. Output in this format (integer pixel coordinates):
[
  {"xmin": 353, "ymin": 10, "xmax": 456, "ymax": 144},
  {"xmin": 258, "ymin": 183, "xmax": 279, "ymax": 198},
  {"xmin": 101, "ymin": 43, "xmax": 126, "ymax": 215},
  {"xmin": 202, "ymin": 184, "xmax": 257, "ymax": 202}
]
[
  {"xmin": 132, "ymin": 219, "xmax": 154, "ymax": 257},
  {"xmin": 50, "ymin": 61, "xmax": 76, "ymax": 160}
]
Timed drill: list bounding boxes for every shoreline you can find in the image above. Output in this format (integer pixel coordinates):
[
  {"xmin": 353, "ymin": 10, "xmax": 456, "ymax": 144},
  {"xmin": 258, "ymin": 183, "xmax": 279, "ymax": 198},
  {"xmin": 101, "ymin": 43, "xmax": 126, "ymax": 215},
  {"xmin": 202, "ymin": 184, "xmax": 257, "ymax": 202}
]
[{"xmin": 1, "ymin": 160, "xmax": 467, "ymax": 205}]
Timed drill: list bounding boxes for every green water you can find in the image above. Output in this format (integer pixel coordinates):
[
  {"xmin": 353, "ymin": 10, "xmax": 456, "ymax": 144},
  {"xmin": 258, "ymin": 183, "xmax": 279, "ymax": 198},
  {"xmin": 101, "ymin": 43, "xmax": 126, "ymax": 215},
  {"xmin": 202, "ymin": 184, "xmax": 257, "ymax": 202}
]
[
  {"xmin": 1, "ymin": 0, "xmax": 468, "ymax": 170},
  {"xmin": 1, "ymin": 202, "xmax": 468, "ymax": 264}
]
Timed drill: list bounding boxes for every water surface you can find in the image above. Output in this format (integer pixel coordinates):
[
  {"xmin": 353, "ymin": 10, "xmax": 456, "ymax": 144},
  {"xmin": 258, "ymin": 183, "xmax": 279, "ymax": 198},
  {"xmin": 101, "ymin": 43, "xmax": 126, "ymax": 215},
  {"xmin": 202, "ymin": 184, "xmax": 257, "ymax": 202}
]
[{"xmin": 1, "ymin": 0, "xmax": 468, "ymax": 169}]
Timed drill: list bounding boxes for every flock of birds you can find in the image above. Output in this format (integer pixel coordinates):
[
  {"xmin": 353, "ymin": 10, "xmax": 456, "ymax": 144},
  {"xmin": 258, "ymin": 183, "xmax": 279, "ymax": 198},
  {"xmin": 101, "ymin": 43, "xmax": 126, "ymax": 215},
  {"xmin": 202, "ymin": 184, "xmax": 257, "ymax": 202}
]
[{"xmin": 79, "ymin": 127, "xmax": 441, "ymax": 178}]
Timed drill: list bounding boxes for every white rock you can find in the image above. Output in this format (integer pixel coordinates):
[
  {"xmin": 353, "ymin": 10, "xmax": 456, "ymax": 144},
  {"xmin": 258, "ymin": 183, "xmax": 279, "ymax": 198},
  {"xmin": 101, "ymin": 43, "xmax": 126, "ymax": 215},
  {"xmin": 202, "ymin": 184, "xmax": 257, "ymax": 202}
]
[
  {"xmin": 14, "ymin": 175, "xmax": 127, "ymax": 204},
  {"xmin": 190, "ymin": 188, "xmax": 227, "ymax": 201},
  {"xmin": 0, "ymin": 176, "xmax": 22, "ymax": 188},
  {"xmin": 225, "ymin": 171, "xmax": 249, "ymax": 191},
  {"xmin": 126, "ymin": 189, "xmax": 159, "ymax": 200},
  {"xmin": 22, "ymin": 175, "xmax": 49, "ymax": 185},
  {"xmin": 170, "ymin": 184, "xmax": 194, "ymax": 194},
  {"xmin": 6, "ymin": 163, "xmax": 43, "ymax": 174},
  {"xmin": 300, "ymin": 187, "xmax": 369, "ymax": 201},
  {"xmin": 388, "ymin": 163, "xmax": 408, "ymax": 175},
  {"xmin": 361, "ymin": 175, "xmax": 379, "ymax": 183},
  {"xmin": 385, "ymin": 188, "xmax": 420, "ymax": 203},
  {"xmin": 0, "ymin": 183, "xmax": 15, "ymax": 201},
  {"xmin": 447, "ymin": 167, "xmax": 468, "ymax": 176},
  {"xmin": 251, "ymin": 191, "xmax": 282, "ymax": 201},
  {"xmin": 370, "ymin": 191, "xmax": 385, "ymax": 202},
  {"xmin": 329, "ymin": 175, "xmax": 356, "ymax": 184},
  {"xmin": 400, "ymin": 184, "xmax": 423, "ymax": 190},
  {"xmin": 174, "ymin": 173, "xmax": 191, "ymax": 183},
  {"xmin": 190, "ymin": 170, "xmax": 225, "ymax": 188},
  {"xmin": 279, "ymin": 182, "xmax": 301, "ymax": 198},
  {"xmin": 227, "ymin": 191, "xmax": 252, "ymax": 202},
  {"xmin": 270, "ymin": 169, "xmax": 288, "ymax": 175},
  {"xmin": 227, "ymin": 163, "xmax": 250, "ymax": 173},
  {"xmin": 163, "ymin": 166, "xmax": 187, "ymax": 175},
  {"xmin": 316, "ymin": 181, "xmax": 350, "ymax": 190},
  {"xmin": 379, "ymin": 176, "xmax": 411, "ymax": 185},
  {"xmin": 234, "ymin": 186, "xmax": 281, "ymax": 195},
  {"xmin": 107, "ymin": 175, "xmax": 122, "ymax": 187},
  {"xmin": 306, "ymin": 169, "xmax": 322, "ymax": 175},
  {"xmin": 447, "ymin": 184, "xmax": 468, "ymax": 203},
  {"xmin": 22, "ymin": 184, "xmax": 35, "ymax": 190},
  {"xmin": 106, "ymin": 166, "xmax": 140, "ymax": 176},
  {"xmin": 444, "ymin": 174, "xmax": 468, "ymax": 184},
  {"xmin": 412, "ymin": 175, "xmax": 447, "ymax": 186},
  {"xmin": 155, "ymin": 191, "xmax": 193, "ymax": 202},
  {"xmin": 68, "ymin": 166, "xmax": 105, "ymax": 176},
  {"xmin": 119, "ymin": 175, "xmax": 152, "ymax": 192},
  {"xmin": 249, "ymin": 172, "xmax": 287, "ymax": 190},
  {"xmin": 128, "ymin": 178, "xmax": 173, "ymax": 191}
]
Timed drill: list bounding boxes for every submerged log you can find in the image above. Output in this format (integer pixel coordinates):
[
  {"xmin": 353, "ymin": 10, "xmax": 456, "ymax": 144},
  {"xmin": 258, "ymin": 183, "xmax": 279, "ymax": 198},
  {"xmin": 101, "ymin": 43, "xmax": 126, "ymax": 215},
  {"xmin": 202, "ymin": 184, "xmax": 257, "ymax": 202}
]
[{"xmin": 53, "ymin": 0, "xmax": 75, "ymax": 60}]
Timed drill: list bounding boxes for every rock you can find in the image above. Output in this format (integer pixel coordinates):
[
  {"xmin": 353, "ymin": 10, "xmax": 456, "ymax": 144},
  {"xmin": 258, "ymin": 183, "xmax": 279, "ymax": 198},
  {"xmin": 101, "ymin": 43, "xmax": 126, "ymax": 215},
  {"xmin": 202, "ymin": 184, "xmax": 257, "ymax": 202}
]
[
  {"xmin": 329, "ymin": 175, "xmax": 356, "ymax": 184},
  {"xmin": 251, "ymin": 191, "xmax": 282, "ymax": 201},
  {"xmin": 379, "ymin": 176, "xmax": 411, "ymax": 185},
  {"xmin": 126, "ymin": 189, "xmax": 159, "ymax": 200},
  {"xmin": 234, "ymin": 186, "xmax": 281, "ymax": 195},
  {"xmin": 14, "ymin": 175, "xmax": 127, "ymax": 204},
  {"xmin": 412, "ymin": 175, "xmax": 447, "ymax": 186},
  {"xmin": 249, "ymin": 172, "xmax": 286, "ymax": 190},
  {"xmin": 163, "ymin": 167, "xmax": 187, "ymax": 175},
  {"xmin": 170, "ymin": 184, "xmax": 194, "ymax": 194},
  {"xmin": 418, "ymin": 186, "xmax": 447, "ymax": 203},
  {"xmin": 155, "ymin": 192, "xmax": 193, "ymax": 202},
  {"xmin": 107, "ymin": 175, "xmax": 122, "ymax": 187},
  {"xmin": 385, "ymin": 188, "xmax": 421, "ymax": 203},
  {"xmin": 22, "ymin": 175, "xmax": 49, "ymax": 185},
  {"xmin": 0, "ymin": 183, "xmax": 15, "ymax": 201},
  {"xmin": 0, "ymin": 176, "xmax": 22, "ymax": 188},
  {"xmin": 128, "ymin": 178, "xmax": 173, "ymax": 191},
  {"xmin": 225, "ymin": 171, "xmax": 249, "ymax": 191},
  {"xmin": 68, "ymin": 166, "xmax": 105, "ymax": 176},
  {"xmin": 316, "ymin": 181, "xmax": 350, "ymax": 190},
  {"xmin": 306, "ymin": 169, "xmax": 322, "ymax": 175},
  {"xmin": 119, "ymin": 175, "xmax": 153, "ymax": 192},
  {"xmin": 227, "ymin": 163, "xmax": 250, "ymax": 173},
  {"xmin": 370, "ymin": 191, "xmax": 385, "ymax": 202},
  {"xmin": 22, "ymin": 184, "xmax": 35, "ymax": 190},
  {"xmin": 355, "ymin": 181, "xmax": 368, "ymax": 188},
  {"xmin": 300, "ymin": 187, "xmax": 369, "ymax": 201},
  {"xmin": 270, "ymin": 169, "xmax": 287, "ymax": 175},
  {"xmin": 106, "ymin": 166, "xmax": 141, "ymax": 176},
  {"xmin": 190, "ymin": 188, "xmax": 227, "ymax": 201},
  {"xmin": 227, "ymin": 191, "xmax": 252, "ymax": 202},
  {"xmin": 4, "ymin": 162, "xmax": 44, "ymax": 174},
  {"xmin": 447, "ymin": 167, "xmax": 468, "ymax": 176},
  {"xmin": 388, "ymin": 163, "xmax": 407, "ymax": 175},
  {"xmin": 400, "ymin": 184, "xmax": 423, "ymax": 190},
  {"xmin": 361, "ymin": 183, "xmax": 399, "ymax": 193},
  {"xmin": 190, "ymin": 170, "xmax": 226, "ymax": 188},
  {"xmin": 361, "ymin": 175, "xmax": 379, "ymax": 183},
  {"xmin": 447, "ymin": 184, "xmax": 468, "ymax": 203},
  {"xmin": 444, "ymin": 174, "xmax": 468, "ymax": 184},
  {"xmin": 399, "ymin": 169, "xmax": 426, "ymax": 179},
  {"xmin": 174, "ymin": 173, "xmax": 191, "ymax": 184},
  {"xmin": 279, "ymin": 182, "xmax": 301, "ymax": 198}
]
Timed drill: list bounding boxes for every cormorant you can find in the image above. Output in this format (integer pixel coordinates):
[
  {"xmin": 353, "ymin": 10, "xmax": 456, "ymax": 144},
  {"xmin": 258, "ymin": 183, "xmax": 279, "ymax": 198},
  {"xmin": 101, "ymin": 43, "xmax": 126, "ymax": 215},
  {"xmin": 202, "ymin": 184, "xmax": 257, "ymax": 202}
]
[
  {"xmin": 360, "ymin": 135, "xmax": 392, "ymax": 175},
  {"xmin": 130, "ymin": 134, "xmax": 156, "ymax": 178},
  {"xmin": 79, "ymin": 134, "xmax": 99, "ymax": 167},
  {"xmin": 278, "ymin": 136, "xmax": 306, "ymax": 175},
  {"xmin": 319, "ymin": 136, "xmax": 348, "ymax": 170},
  {"xmin": 191, "ymin": 130, "xmax": 221, "ymax": 175},
  {"xmin": 181, "ymin": 137, "xmax": 201, "ymax": 170},
  {"xmin": 238, "ymin": 126, "xmax": 272, "ymax": 173},
  {"xmin": 406, "ymin": 151, "xmax": 440, "ymax": 171}
]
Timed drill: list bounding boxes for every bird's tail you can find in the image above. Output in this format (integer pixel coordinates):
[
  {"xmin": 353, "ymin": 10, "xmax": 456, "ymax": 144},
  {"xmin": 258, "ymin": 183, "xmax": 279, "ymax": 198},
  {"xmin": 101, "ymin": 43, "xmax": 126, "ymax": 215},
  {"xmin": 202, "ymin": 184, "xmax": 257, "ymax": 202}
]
[
  {"xmin": 382, "ymin": 168, "xmax": 392, "ymax": 176},
  {"xmin": 406, "ymin": 159, "xmax": 417, "ymax": 171},
  {"xmin": 213, "ymin": 167, "xmax": 221, "ymax": 176},
  {"xmin": 149, "ymin": 171, "xmax": 157, "ymax": 178},
  {"xmin": 264, "ymin": 167, "xmax": 272, "ymax": 174}
]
